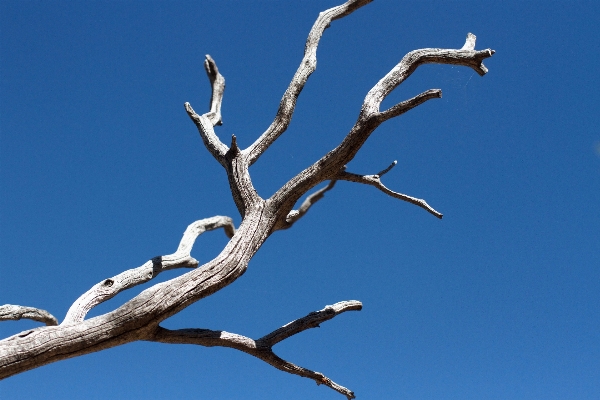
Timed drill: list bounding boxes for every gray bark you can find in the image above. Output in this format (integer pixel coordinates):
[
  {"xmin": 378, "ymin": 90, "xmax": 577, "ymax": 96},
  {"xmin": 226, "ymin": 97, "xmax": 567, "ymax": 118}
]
[{"xmin": 0, "ymin": 1, "xmax": 494, "ymax": 397}]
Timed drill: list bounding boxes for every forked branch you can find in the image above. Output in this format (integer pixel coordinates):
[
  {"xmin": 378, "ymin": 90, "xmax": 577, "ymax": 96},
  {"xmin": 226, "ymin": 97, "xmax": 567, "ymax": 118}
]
[
  {"xmin": 0, "ymin": 2, "xmax": 493, "ymax": 397},
  {"xmin": 363, "ymin": 33, "xmax": 494, "ymax": 117},
  {"xmin": 271, "ymin": 33, "xmax": 494, "ymax": 212},
  {"xmin": 62, "ymin": 216, "xmax": 235, "ymax": 325},
  {"xmin": 149, "ymin": 301, "xmax": 362, "ymax": 399},
  {"xmin": 336, "ymin": 163, "xmax": 443, "ymax": 219},
  {"xmin": 185, "ymin": 55, "xmax": 229, "ymax": 166}
]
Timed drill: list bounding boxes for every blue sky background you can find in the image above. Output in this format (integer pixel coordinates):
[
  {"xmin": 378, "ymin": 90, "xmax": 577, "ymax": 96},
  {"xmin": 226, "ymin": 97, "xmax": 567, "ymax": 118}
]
[{"xmin": 1, "ymin": 1, "xmax": 599, "ymax": 399}]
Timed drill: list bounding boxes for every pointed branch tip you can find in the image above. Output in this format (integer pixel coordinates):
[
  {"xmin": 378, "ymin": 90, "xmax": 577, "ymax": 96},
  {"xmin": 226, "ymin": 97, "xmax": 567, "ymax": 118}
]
[{"xmin": 375, "ymin": 160, "xmax": 397, "ymax": 177}]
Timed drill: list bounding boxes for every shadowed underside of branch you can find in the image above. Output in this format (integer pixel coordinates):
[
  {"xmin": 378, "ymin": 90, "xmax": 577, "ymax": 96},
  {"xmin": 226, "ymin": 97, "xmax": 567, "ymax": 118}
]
[{"xmin": 0, "ymin": 0, "xmax": 493, "ymax": 397}]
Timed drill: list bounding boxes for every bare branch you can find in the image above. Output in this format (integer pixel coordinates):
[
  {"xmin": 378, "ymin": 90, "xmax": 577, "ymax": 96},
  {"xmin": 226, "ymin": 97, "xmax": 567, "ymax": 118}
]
[
  {"xmin": 270, "ymin": 33, "xmax": 494, "ymax": 213},
  {"xmin": 149, "ymin": 301, "xmax": 362, "ymax": 399},
  {"xmin": 336, "ymin": 168, "xmax": 443, "ymax": 219},
  {"xmin": 0, "ymin": 2, "xmax": 494, "ymax": 391},
  {"xmin": 185, "ymin": 55, "xmax": 229, "ymax": 165},
  {"xmin": 279, "ymin": 180, "xmax": 337, "ymax": 230},
  {"xmin": 0, "ymin": 305, "xmax": 58, "ymax": 326},
  {"xmin": 363, "ymin": 33, "xmax": 494, "ymax": 117},
  {"xmin": 62, "ymin": 216, "xmax": 235, "ymax": 325},
  {"xmin": 246, "ymin": 0, "xmax": 373, "ymax": 165},
  {"xmin": 375, "ymin": 160, "xmax": 398, "ymax": 177},
  {"xmin": 378, "ymin": 88, "xmax": 442, "ymax": 122},
  {"xmin": 203, "ymin": 54, "xmax": 225, "ymax": 126},
  {"xmin": 258, "ymin": 300, "xmax": 362, "ymax": 346}
]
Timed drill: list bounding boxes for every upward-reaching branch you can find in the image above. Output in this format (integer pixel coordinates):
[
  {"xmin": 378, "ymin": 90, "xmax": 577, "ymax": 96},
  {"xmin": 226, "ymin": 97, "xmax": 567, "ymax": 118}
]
[
  {"xmin": 185, "ymin": 55, "xmax": 229, "ymax": 166},
  {"xmin": 0, "ymin": 3, "xmax": 494, "ymax": 399},
  {"xmin": 270, "ymin": 33, "xmax": 494, "ymax": 217},
  {"xmin": 246, "ymin": 0, "xmax": 373, "ymax": 165}
]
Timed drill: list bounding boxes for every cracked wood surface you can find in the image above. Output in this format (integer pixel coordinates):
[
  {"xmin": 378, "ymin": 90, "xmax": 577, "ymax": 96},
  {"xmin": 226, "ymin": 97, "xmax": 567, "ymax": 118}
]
[{"xmin": 0, "ymin": 0, "xmax": 494, "ymax": 397}]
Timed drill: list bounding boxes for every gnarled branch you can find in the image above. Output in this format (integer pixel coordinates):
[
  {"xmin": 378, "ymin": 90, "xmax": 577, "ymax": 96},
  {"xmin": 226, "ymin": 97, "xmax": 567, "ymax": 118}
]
[
  {"xmin": 271, "ymin": 33, "xmax": 494, "ymax": 213},
  {"xmin": 363, "ymin": 33, "xmax": 494, "ymax": 117},
  {"xmin": 0, "ymin": 305, "xmax": 58, "ymax": 326},
  {"xmin": 149, "ymin": 301, "xmax": 361, "ymax": 399},
  {"xmin": 203, "ymin": 54, "xmax": 225, "ymax": 126},
  {"xmin": 62, "ymin": 216, "xmax": 235, "ymax": 325},
  {"xmin": 246, "ymin": 0, "xmax": 373, "ymax": 165},
  {"xmin": 0, "ymin": 2, "xmax": 493, "ymax": 397}
]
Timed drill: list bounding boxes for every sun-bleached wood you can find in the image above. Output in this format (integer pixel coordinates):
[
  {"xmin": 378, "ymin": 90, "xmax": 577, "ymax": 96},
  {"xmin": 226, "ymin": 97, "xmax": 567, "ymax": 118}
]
[
  {"xmin": 150, "ymin": 301, "xmax": 362, "ymax": 399},
  {"xmin": 0, "ymin": 0, "xmax": 494, "ymax": 397},
  {"xmin": 336, "ymin": 166, "xmax": 443, "ymax": 219},
  {"xmin": 281, "ymin": 180, "xmax": 337, "ymax": 229},
  {"xmin": 0, "ymin": 305, "xmax": 58, "ymax": 327},
  {"xmin": 62, "ymin": 216, "xmax": 235, "ymax": 325}
]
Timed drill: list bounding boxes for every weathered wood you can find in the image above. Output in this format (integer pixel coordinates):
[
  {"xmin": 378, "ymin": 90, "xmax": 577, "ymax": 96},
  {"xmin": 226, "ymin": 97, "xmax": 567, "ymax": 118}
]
[
  {"xmin": 150, "ymin": 301, "xmax": 362, "ymax": 399},
  {"xmin": 0, "ymin": 0, "xmax": 494, "ymax": 397},
  {"xmin": 0, "ymin": 305, "xmax": 58, "ymax": 327}
]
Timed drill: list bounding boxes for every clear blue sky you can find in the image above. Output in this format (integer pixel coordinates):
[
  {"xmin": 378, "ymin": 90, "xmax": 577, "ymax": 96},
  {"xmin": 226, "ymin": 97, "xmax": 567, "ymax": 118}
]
[{"xmin": 1, "ymin": 1, "xmax": 599, "ymax": 399}]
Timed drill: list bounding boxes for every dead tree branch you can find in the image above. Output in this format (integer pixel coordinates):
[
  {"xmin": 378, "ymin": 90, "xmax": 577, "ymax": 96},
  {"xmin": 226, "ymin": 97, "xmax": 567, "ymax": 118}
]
[
  {"xmin": 246, "ymin": 0, "xmax": 373, "ymax": 165},
  {"xmin": 62, "ymin": 216, "xmax": 235, "ymax": 325},
  {"xmin": 0, "ymin": 1, "xmax": 493, "ymax": 397},
  {"xmin": 335, "ymin": 164, "xmax": 443, "ymax": 219},
  {"xmin": 0, "ymin": 305, "xmax": 58, "ymax": 327},
  {"xmin": 280, "ymin": 180, "xmax": 338, "ymax": 230},
  {"xmin": 150, "ymin": 301, "xmax": 362, "ymax": 399}
]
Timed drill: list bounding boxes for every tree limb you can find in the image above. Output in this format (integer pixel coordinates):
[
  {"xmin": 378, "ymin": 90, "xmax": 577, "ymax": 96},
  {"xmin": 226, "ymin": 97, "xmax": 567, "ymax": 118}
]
[
  {"xmin": 0, "ymin": 305, "xmax": 58, "ymax": 327},
  {"xmin": 278, "ymin": 180, "xmax": 337, "ymax": 230},
  {"xmin": 185, "ymin": 55, "xmax": 229, "ymax": 166},
  {"xmin": 62, "ymin": 216, "xmax": 235, "ymax": 325},
  {"xmin": 246, "ymin": 0, "xmax": 373, "ymax": 165},
  {"xmin": 270, "ymin": 33, "xmax": 494, "ymax": 213},
  {"xmin": 378, "ymin": 88, "xmax": 442, "ymax": 122},
  {"xmin": 363, "ymin": 33, "xmax": 494, "ymax": 117},
  {"xmin": 0, "ymin": 2, "xmax": 494, "ymax": 396},
  {"xmin": 335, "ymin": 163, "xmax": 443, "ymax": 219},
  {"xmin": 257, "ymin": 300, "xmax": 362, "ymax": 346},
  {"xmin": 149, "ymin": 301, "xmax": 362, "ymax": 399}
]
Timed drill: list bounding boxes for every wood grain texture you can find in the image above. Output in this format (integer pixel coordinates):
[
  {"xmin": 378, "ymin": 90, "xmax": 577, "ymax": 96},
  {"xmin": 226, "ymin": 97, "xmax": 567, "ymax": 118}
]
[{"xmin": 0, "ymin": 1, "xmax": 494, "ymax": 397}]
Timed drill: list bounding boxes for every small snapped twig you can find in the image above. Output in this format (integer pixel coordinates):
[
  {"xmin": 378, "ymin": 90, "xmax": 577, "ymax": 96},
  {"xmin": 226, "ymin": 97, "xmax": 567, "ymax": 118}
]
[
  {"xmin": 461, "ymin": 32, "xmax": 477, "ymax": 51},
  {"xmin": 62, "ymin": 216, "xmax": 235, "ymax": 325},
  {"xmin": 375, "ymin": 160, "xmax": 398, "ymax": 177},
  {"xmin": 0, "ymin": 305, "xmax": 58, "ymax": 326},
  {"xmin": 336, "ymin": 165, "xmax": 443, "ymax": 219},
  {"xmin": 149, "ymin": 300, "xmax": 362, "ymax": 399},
  {"xmin": 280, "ymin": 180, "xmax": 337, "ymax": 230}
]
